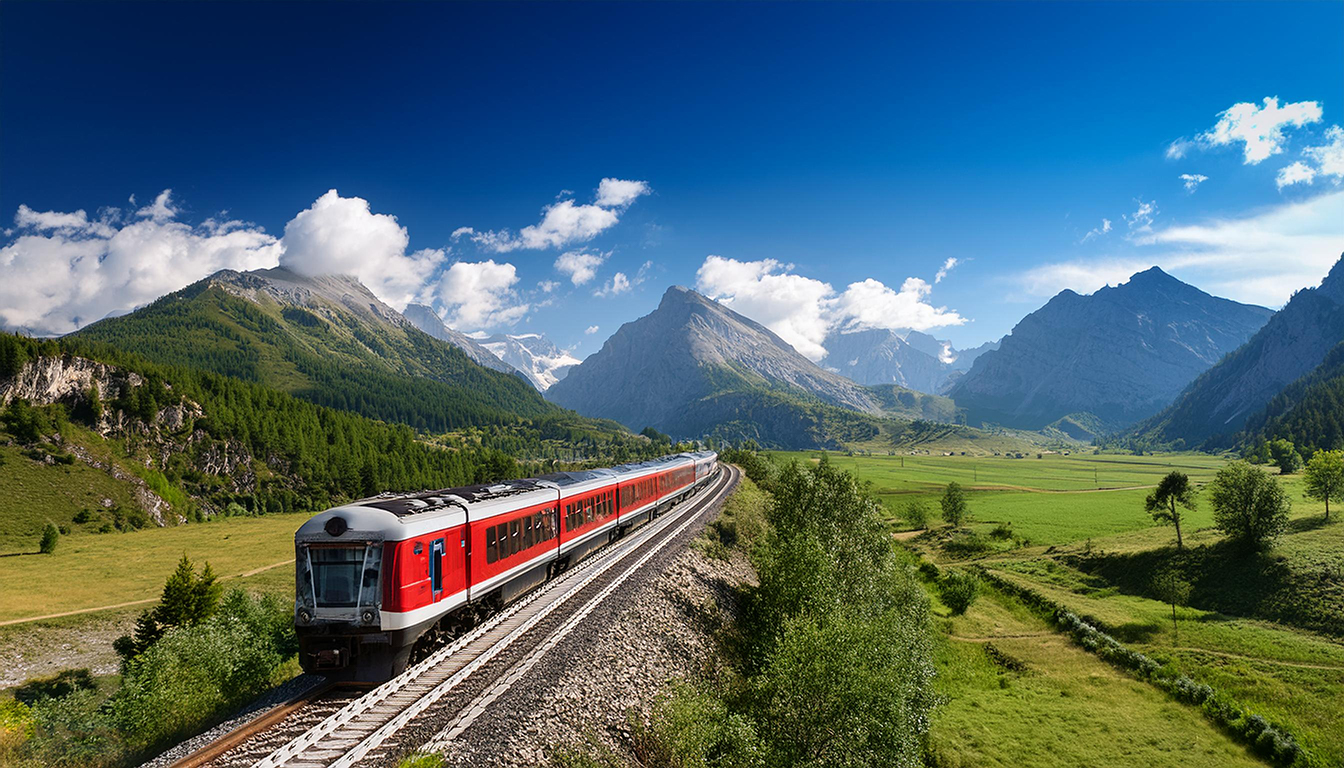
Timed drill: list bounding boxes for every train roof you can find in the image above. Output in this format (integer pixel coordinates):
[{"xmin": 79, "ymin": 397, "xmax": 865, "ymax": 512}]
[{"xmin": 356, "ymin": 478, "xmax": 550, "ymax": 517}]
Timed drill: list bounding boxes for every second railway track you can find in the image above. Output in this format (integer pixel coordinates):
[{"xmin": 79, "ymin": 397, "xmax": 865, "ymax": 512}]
[{"xmin": 176, "ymin": 464, "xmax": 739, "ymax": 768}]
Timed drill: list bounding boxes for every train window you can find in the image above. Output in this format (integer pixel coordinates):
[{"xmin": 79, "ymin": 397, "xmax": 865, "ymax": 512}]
[
  {"xmin": 510, "ymin": 520, "xmax": 520, "ymax": 556},
  {"xmin": 524, "ymin": 516, "xmax": 534, "ymax": 549},
  {"xmin": 486, "ymin": 527, "xmax": 497, "ymax": 564},
  {"xmin": 430, "ymin": 539, "xmax": 444, "ymax": 593}
]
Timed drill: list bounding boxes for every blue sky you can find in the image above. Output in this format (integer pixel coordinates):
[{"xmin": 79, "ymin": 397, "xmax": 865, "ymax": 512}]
[{"xmin": 2, "ymin": 1, "xmax": 1342, "ymax": 360}]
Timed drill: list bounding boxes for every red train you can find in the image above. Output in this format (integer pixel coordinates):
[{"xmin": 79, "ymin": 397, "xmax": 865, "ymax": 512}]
[{"xmin": 293, "ymin": 451, "xmax": 720, "ymax": 680}]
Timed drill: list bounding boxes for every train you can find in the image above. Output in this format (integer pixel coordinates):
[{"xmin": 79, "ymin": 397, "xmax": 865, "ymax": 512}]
[{"xmin": 293, "ymin": 450, "xmax": 720, "ymax": 681}]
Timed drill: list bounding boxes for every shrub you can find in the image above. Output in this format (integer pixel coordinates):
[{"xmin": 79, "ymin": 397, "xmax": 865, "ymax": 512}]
[
  {"xmin": 939, "ymin": 570, "xmax": 980, "ymax": 616},
  {"xmin": 940, "ymin": 482, "xmax": 968, "ymax": 527},
  {"xmin": 39, "ymin": 523, "xmax": 59, "ymax": 555},
  {"xmin": 941, "ymin": 531, "xmax": 991, "ymax": 558},
  {"xmin": 902, "ymin": 499, "xmax": 930, "ymax": 530},
  {"xmin": 115, "ymin": 555, "xmax": 223, "ymax": 662},
  {"xmin": 14, "ymin": 669, "xmax": 97, "ymax": 706},
  {"xmin": 988, "ymin": 521, "xmax": 1013, "ymax": 540}
]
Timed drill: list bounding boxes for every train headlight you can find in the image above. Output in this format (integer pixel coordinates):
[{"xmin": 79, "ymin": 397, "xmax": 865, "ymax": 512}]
[
  {"xmin": 298, "ymin": 609, "xmax": 312, "ymax": 625},
  {"xmin": 361, "ymin": 609, "xmax": 377, "ymax": 625},
  {"xmin": 324, "ymin": 516, "xmax": 348, "ymax": 537}
]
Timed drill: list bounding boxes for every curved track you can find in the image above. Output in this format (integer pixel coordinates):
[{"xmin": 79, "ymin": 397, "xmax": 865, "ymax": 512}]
[{"xmin": 174, "ymin": 465, "xmax": 738, "ymax": 768}]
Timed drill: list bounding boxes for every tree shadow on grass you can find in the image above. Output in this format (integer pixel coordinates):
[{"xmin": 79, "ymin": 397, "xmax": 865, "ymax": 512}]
[{"xmin": 1286, "ymin": 515, "xmax": 1331, "ymax": 534}]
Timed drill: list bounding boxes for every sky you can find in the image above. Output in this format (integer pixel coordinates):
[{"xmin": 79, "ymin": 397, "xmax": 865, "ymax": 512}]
[{"xmin": 2, "ymin": 1, "xmax": 1342, "ymax": 362}]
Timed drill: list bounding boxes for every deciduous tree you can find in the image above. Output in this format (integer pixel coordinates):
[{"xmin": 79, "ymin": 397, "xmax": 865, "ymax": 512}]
[
  {"xmin": 1304, "ymin": 449, "xmax": 1344, "ymax": 522},
  {"xmin": 941, "ymin": 482, "xmax": 968, "ymax": 528},
  {"xmin": 1145, "ymin": 471, "xmax": 1197, "ymax": 549},
  {"xmin": 1208, "ymin": 462, "xmax": 1291, "ymax": 550}
]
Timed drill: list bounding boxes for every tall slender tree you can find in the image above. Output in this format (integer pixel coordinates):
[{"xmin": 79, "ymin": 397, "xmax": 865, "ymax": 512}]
[{"xmin": 1145, "ymin": 471, "xmax": 1197, "ymax": 550}]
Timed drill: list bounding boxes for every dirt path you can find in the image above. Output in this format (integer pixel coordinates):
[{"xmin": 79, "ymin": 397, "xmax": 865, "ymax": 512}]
[{"xmin": 0, "ymin": 558, "xmax": 294, "ymax": 627}]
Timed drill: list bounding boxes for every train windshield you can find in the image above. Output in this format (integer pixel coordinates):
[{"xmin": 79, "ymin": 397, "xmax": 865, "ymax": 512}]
[{"xmin": 311, "ymin": 547, "xmax": 366, "ymax": 607}]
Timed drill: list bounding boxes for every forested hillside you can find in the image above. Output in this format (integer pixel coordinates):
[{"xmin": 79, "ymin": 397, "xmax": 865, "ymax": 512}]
[
  {"xmin": 1239, "ymin": 341, "xmax": 1344, "ymax": 453},
  {"xmin": 74, "ymin": 269, "xmax": 555, "ymax": 432}
]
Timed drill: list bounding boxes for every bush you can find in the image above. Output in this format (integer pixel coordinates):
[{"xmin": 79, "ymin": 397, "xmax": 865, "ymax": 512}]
[
  {"xmin": 14, "ymin": 669, "xmax": 97, "ymax": 706},
  {"xmin": 941, "ymin": 531, "xmax": 991, "ymax": 558},
  {"xmin": 902, "ymin": 500, "xmax": 930, "ymax": 530},
  {"xmin": 940, "ymin": 482, "xmax": 968, "ymax": 527},
  {"xmin": 39, "ymin": 523, "xmax": 59, "ymax": 555},
  {"xmin": 116, "ymin": 555, "xmax": 222, "ymax": 662},
  {"xmin": 988, "ymin": 521, "xmax": 1013, "ymax": 540},
  {"xmin": 939, "ymin": 570, "xmax": 980, "ymax": 615}
]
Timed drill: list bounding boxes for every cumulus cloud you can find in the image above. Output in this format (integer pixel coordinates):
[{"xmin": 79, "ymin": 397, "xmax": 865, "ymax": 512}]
[
  {"xmin": 1302, "ymin": 125, "xmax": 1344, "ymax": 182},
  {"xmin": 554, "ymin": 250, "xmax": 607, "ymax": 285},
  {"xmin": 585, "ymin": 325, "xmax": 600, "ymax": 335},
  {"xmin": 1125, "ymin": 200, "xmax": 1158, "ymax": 233},
  {"xmin": 1013, "ymin": 190, "xmax": 1344, "ymax": 307},
  {"xmin": 0, "ymin": 193, "xmax": 281, "ymax": 335},
  {"xmin": 934, "ymin": 257, "xmax": 959, "ymax": 283},
  {"xmin": 1201, "ymin": 97, "xmax": 1322, "ymax": 165},
  {"xmin": 135, "ymin": 189, "xmax": 178, "ymax": 221},
  {"xmin": 464, "ymin": 178, "xmax": 651, "ymax": 252},
  {"xmin": 433, "ymin": 260, "xmax": 530, "ymax": 330},
  {"xmin": 595, "ymin": 272, "xmax": 631, "ymax": 297},
  {"xmin": 594, "ymin": 178, "xmax": 651, "ymax": 208},
  {"xmin": 1180, "ymin": 173, "xmax": 1209, "ymax": 193},
  {"xmin": 694, "ymin": 255, "xmax": 965, "ymax": 361},
  {"xmin": 279, "ymin": 190, "xmax": 443, "ymax": 310},
  {"xmin": 538, "ymin": 280, "xmax": 560, "ymax": 293},
  {"xmin": 1277, "ymin": 162, "xmax": 1317, "ymax": 189},
  {"xmin": 1081, "ymin": 218, "xmax": 1112, "ymax": 243}
]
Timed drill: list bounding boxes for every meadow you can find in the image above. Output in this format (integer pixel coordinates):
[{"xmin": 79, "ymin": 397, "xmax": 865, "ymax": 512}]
[{"xmin": 772, "ymin": 450, "xmax": 1344, "ymax": 768}]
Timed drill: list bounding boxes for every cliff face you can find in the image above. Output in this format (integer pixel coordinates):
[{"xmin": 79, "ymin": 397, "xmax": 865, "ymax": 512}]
[{"xmin": 948, "ymin": 267, "xmax": 1273, "ymax": 430}]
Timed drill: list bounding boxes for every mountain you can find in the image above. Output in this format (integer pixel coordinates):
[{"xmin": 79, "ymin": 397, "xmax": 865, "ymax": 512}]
[
  {"xmin": 546, "ymin": 286, "xmax": 924, "ymax": 447},
  {"xmin": 72, "ymin": 267, "xmax": 559, "ymax": 432},
  {"xmin": 401, "ymin": 303, "xmax": 518, "ymax": 376},
  {"xmin": 1135, "ymin": 255, "xmax": 1344, "ymax": 448},
  {"xmin": 948, "ymin": 267, "xmax": 1273, "ymax": 431},
  {"xmin": 477, "ymin": 333, "xmax": 581, "ymax": 391},
  {"xmin": 820, "ymin": 328, "xmax": 1000, "ymax": 394}
]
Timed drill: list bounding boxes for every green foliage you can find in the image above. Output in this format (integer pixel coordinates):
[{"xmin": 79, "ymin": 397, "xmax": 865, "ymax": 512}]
[
  {"xmin": 633, "ymin": 682, "xmax": 765, "ymax": 768},
  {"xmin": 14, "ymin": 670, "xmax": 97, "ymax": 707},
  {"xmin": 1145, "ymin": 471, "xmax": 1196, "ymax": 549},
  {"xmin": 940, "ymin": 482, "xmax": 968, "ymax": 527},
  {"xmin": 115, "ymin": 555, "xmax": 223, "ymax": 662},
  {"xmin": 39, "ymin": 522, "xmax": 59, "ymax": 554},
  {"xmin": 938, "ymin": 570, "xmax": 980, "ymax": 615},
  {"xmin": 640, "ymin": 426, "xmax": 672, "ymax": 445},
  {"xmin": 0, "ymin": 333, "xmax": 31, "ymax": 380},
  {"xmin": 1207, "ymin": 462, "xmax": 1291, "ymax": 550},
  {"xmin": 1303, "ymin": 448, "xmax": 1344, "ymax": 520},
  {"xmin": 1241, "ymin": 340, "xmax": 1344, "ymax": 455},
  {"xmin": 396, "ymin": 754, "xmax": 446, "ymax": 768},
  {"xmin": 719, "ymin": 444, "xmax": 779, "ymax": 491},
  {"xmin": 3, "ymin": 399, "xmax": 52, "ymax": 444},
  {"xmin": 902, "ymin": 499, "xmax": 929, "ymax": 530},
  {"xmin": 109, "ymin": 589, "xmax": 296, "ymax": 755},
  {"xmin": 1264, "ymin": 439, "xmax": 1304, "ymax": 474}
]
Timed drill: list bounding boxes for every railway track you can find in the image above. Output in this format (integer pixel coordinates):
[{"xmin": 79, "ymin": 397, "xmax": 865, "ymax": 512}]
[{"xmin": 170, "ymin": 464, "xmax": 738, "ymax": 768}]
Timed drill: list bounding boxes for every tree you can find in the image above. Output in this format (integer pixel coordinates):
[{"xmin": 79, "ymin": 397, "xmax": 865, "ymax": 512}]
[
  {"xmin": 1145, "ymin": 471, "xmax": 1197, "ymax": 550},
  {"xmin": 1266, "ymin": 438, "xmax": 1304, "ymax": 475},
  {"xmin": 39, "ymin": 522, "xmax": 59, "ymax": 554},
  {"xmin": 1207, "ymin": 462, "xmax": 1291, "ymax": 550},
  {"xmin": 902, "ymin": 499, "xmax": 929, "ymax": 531},
  {"xmin": 939, "ymin": 570, "xmax": 980, "ymax": 615},
  {"xmin": 1151, "ymin": 570, "xmax": 1192, "ymax": 641},
  {"xmin": 940, "ymin": 482, "xmax": 968, "ymax": 527},
  {"xmin": 1304, "ymin": 449, "xmax": 1344, "ymax": 522},
  {"xmin": 115, "ymin": 555, "xmax": 222, "ymax": 661}
]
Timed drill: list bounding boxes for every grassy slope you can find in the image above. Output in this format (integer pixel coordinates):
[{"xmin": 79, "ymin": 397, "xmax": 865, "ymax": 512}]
[
  {"xmin": 0, "ymin": 442, "xmax": 141, "ymax": 552},
  {"xmin": 928, "ymin": 579, "xmax": 1261, "ymax": 767},
  {"xmin": 0, "ymin": 512, "xmax": 304, "ymax": 622},
  {"xmin": 821, "ymin": 451, "xmax": 1342, "ymax": 766}
]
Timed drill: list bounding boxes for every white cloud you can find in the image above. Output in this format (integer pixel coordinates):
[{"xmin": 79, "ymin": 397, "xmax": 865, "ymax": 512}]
[
  {"xmin": 1180, "ymin": 173, "xmax": 1209, "ymax": 193},
  {"xmin": 554, "ymin": 249, "xmax": 607, "ymax": 285},
  {"xmin": 279, "ymin": 190, "xmax": 442, "ymax": 311},
  {"xmin": 1201, "ymin": 97, "xmax": 1322, "ymax": 165},
  {"xmin": 465, "ymin": 178, "xmax": 650, "ymax": 252},
  {"xmin": 135, "ymin": 189, "xmax": 178, "ymax": 221},
  {"xmin": 451, "ymin": 226, "xmax": 475, "ymax": 240},
  {"xmin": 538, "ymin": 279, "xmax": 560, "ymax": 293},
  {"xmin": 433, "ymin": 260, "xmax": 529, "ymax": 331},
  {"xmin": 1125, "ymin": 200, "xmax": 1158, "ymax": 232},
  {"xmin": 1, "ymin": 196, "xmax": 281, "ymax": 335},
  {"xmin": 585, "ymin": 325, "xmax": 600, "ymax": 335},
  {"xmin": 1081, "ymin": 218, "xmax": 1112, "ymax": 242},
  {"xmin": 595, "ymin": 272, "xmax": 631, "ymax": 297},
  {"xmin": 934, "ymin": 257, "xmax": 959, "ymax": 283},
  {"xmin": 1277, "ymin": 162, "xmax": 1317, "ymax": 189},
  {"xmin": 1303, "ymin": 125, "xmax": 1344, "ymax": 182},
  {"xmin": 1013, "ymin": 190, "xmax": 1344, "ymax": 307},
  {"xmin": 1166, "ymin": 138, "xmax": 1194, "ymax": 160},
  {"xmin": 694, "ymin": 255, "xmax": 965, "ymax": 361},
  {"xmin": 594, "ymin": 178, "xmax": 651, "ymax": 208}
]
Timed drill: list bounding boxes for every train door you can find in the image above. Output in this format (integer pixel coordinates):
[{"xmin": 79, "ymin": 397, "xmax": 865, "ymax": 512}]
[{"xmin": 430, "ymin": 538, "xmax": 445, "ymax": 600}]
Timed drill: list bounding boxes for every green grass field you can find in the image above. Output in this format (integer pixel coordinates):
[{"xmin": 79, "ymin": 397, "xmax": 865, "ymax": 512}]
[
  {"xmin": 0, "ymin": 512, "xmax": 305, "ymax": 623},
  {"xmin": 0, "ymin": 442, "xmax": 146, "ymax": 554},
  {"xmin": 790, "ymin": 450, "xmax": 1344, "ymax": 768}
]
